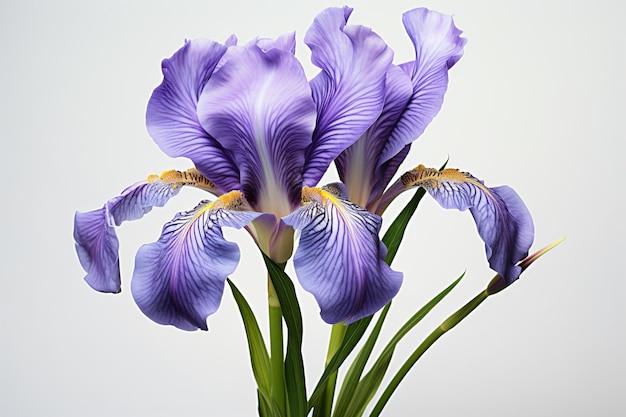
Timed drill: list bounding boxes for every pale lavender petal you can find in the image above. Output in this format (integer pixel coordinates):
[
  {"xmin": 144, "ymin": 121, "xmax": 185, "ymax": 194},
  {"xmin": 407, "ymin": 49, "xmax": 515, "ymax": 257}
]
[
  {"xmin": 146, "ymin": 39, "xmax": 240, "ymax": 192},
  {"xmin": 73, "ymin": 175, "xmax": 186, "ymax": 293},
  {"xmin": 255, "ymin": 32, "xmax": 296, "ymax": 54},
  {"xmin": 402, "ymin": 166, "xmax": 534, "ymax": 283},
  {"xmin": 335, "ymin": 65, "xmax": 412, "ymax": 207},
  {"xmin": 303, "ymin": 7, "xmax": 394, "ymax": 186},
  {"xmin": 378, "ymin": 8, "xmax": 466, "ymax": 166},
  {"xmin": 74, "ymin": 208, "xmax": 120, "ymax": 293},
  {"xmin": 131, "ymin": 194, "xmax": 261, "ymax": 331},
  {"xmin": 197, "ymin": 45, "xmax": 316, "ymax": 217},
  {"xmin": 283, "ymin": 185, "xmax": 402, "ymax": 324}
]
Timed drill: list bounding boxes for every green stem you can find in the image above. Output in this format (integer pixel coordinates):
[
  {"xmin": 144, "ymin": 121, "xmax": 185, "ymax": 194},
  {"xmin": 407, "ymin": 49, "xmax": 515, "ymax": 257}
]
[
  {"xmin": 370, "ymin": 290, "xmax": 490, "ymax": 417},
  {"xmin": 319, "ymin": 323, "xmax": 347, "ymax": 417},
  {"xmin": 268, "ymin": 278, "xmax": 286, "ymax": 417}
]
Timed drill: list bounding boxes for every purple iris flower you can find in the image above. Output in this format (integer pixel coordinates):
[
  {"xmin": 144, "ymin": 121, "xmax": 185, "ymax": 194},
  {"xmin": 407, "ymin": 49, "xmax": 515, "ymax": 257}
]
[{"xmin": 74, "ymin": 7, "xmax": 533, "ymax": 331}]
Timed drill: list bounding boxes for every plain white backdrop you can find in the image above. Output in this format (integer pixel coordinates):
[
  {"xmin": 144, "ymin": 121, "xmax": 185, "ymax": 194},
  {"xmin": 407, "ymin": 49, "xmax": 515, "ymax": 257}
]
[{"xmin": 1, "ymin": 0, "xmax": 624, "ymax": 416}]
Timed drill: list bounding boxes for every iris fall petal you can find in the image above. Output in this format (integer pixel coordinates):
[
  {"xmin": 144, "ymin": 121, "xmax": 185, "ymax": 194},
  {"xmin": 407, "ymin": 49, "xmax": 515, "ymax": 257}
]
[
  {"xmin": 283, "ymin": 184, "xmax": 403, "ymax": 324},
  {"xmin": 401, "ymin": 166, "xmax": 534, "ymax": 283},
  {"xmin": 74, "ymin": 174, "xmax": 188, "ymax": 293},
  {"xmin": 131, "ymin": 193, "xmax": 261, "ymax": 331}
]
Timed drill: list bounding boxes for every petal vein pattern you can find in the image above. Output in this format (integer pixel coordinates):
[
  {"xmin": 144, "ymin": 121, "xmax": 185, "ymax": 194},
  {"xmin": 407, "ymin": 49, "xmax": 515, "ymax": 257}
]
[
  {"xmin": 132, "ymin": 195, "xmax": 261, "ymax": 331},
  {"xmin": 283, "ymin": 186, "xmax": 402, "ymax": 324},
  {"xmin": 198, "ymin": 46, "xmax": 316, "ymax": 215},
  {"xmin": 303, "ymin": 6, "xmax": 394, "ymax": 186},
  {"xmin": 74, "ymin": 176, "xmax": 186, "ymax": 293},
  {"xmin": 402, "ymin": 166, "xmax": 534, "ymax": 283},
  {"xmin": 378, "ymin": 8, "xmax": 466, "ymax": 166},
  {"xmin": 146, "ymin": 39, "xmax": 240, "ymax": 192}
]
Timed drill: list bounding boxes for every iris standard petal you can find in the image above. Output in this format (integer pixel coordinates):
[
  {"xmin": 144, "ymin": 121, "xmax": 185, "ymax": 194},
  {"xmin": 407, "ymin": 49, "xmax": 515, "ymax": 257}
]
[
  {"xmin": 401, "ymin": 165, "xmax": 534, "ymax": 283},
  {"xmin": 74, "ymin": 169, "xmax": 218, "ymax": 293},
  {"xmin": 378, "ymin": 8, "xmax": 466, "ymax": 167},
  {"xmin": 131, "ymin": 192, "xmax": 261, "ymax": 331},
  {"xmin": 197, "ymin": 45, "xmax": 316, "ymax": 217},
  {"xmin": 335, "ymin": 65, "xmax": 413, "ymax": 207},
  {"xmin": 303, "ymin": 7, "xmax": 394, "ymax": 186},
  {"xmin": 146, "ymin": 39, "xmax": 240, "ymax": 192},
  {"xmin": 255, "ymin": 32, "xmax": 297, "ymax": 54},
  {"xmin": 283, "ymin": 185, "xmax": 403, "ymax": 324}
]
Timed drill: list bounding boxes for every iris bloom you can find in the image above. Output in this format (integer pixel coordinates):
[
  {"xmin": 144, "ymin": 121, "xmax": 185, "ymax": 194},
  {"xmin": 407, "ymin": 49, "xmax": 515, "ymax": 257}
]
[{"xmin": 74, "ymin": 7, "xmax": 533, "ymax": 331}]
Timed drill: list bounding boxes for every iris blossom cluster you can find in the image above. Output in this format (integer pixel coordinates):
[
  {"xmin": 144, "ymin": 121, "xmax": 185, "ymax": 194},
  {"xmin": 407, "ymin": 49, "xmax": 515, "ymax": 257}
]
[{"xmin": 74, "ymin": 7, "xmax": 533, "ymax": 332}]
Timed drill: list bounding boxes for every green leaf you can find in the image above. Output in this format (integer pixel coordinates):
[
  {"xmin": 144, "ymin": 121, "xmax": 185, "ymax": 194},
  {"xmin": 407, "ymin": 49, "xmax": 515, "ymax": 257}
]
[
  {"xmin": 263, "ymin": 254, "xmax": 307, "ymax": 417},
  {"xmin": 228, "ymin": 279, "xmax": 272, "ymax": 407},
  {"xmin": 370, "ymin": 274, "xmax": 473, "ymax": 417},
  {"xmin": 382, "ymin": 187, "xmax": 426, "ymax": 265},
  {"xmin": 308, "ymin": 316, "xmax": 373, "ymax": 411},
  {"xmin": 332, "ymin": 303, "xmax": 390, "ymax": 417},
  {"xmin": 338, "ymin": 273, "xmax": 464, "ymax": 416}
]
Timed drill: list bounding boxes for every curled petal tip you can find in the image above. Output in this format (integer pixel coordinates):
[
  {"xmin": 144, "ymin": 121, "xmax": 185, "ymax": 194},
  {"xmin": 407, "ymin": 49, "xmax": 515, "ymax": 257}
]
[{"xmin": 488, "ymin": 237, "xmax": 565, "ymax": 295}]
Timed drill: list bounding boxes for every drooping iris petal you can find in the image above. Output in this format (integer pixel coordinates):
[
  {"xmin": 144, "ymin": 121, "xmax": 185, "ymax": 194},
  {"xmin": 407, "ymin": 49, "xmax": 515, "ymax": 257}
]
[
  {"xmin": 401, "ymin": 166, "xmax": 534, "ymax": 283},
  {"xmin": 73, "ymin": 171, "xmax": 203, "ymax": 293},
  {"xmin": 378, "ymin": 8, "xmax": 466, "ymax": 168},
  {"xmin": 302, "ymin": 7, "xmax": 394, "ymax": 186},
  {"xmin": 335, "ymin": 65, "xmax": 413, "ymax": 207},
  {"xmin": 197, "ymin": 45, "xmax": 316, "ymax": 217},
  {"xmin": 131, "ymin": 192, "xmax": 261, "ymax": 331},
  {"xmin": 74, "ymin": 208, "xmax": 121, "ymax": 293},
  {"xmin": 146, "ymin": 39, "xmax": 240, "ymax": 192},
  {"xmin": 283, "ymin": 185, "xmax": 403, "ymax": 324}
]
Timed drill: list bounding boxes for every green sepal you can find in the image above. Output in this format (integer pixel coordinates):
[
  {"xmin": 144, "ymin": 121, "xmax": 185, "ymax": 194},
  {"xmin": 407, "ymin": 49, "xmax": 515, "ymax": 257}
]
[
  {"xmin": 263, "ymin": 254, "xmax": 307, "ymax": 417},
  {"xmin": 228, "ymin": 279, "xmax": 272, "ymax": 409}
]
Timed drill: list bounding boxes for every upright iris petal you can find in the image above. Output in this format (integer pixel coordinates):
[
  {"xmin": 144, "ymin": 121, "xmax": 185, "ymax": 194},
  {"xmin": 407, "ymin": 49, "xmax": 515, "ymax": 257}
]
[
  {"xmin": 303, "ymin": 6, "xmax": 394, "ymax": 186},
  {"xmin": 335, "ymin": 65, "xmax": 413, "ymax": 207},
  {"xmin": 336, "ymin": 8, "xmax": 466, "ymax": 210},
  {"xmin": 400, "ymin": 165, "xmax": 534, "ymax": 283},
  {"xmin": 197, "ymin": 45, "xmax": 316, "ymax": 217},
  {"xmin": 132, "ymin": 192, "xmax": 261, "ymax": 331},
  {"xmin": 283, "ymin": 184, "xmax": 403, "ymax": 324},
  {"xmin": 380, "ymin": 8, "xmax": 466, "ymax": 164},
  {"xmin": 146, "ymin": 39, "xmax": 240, "ymax": 192}
]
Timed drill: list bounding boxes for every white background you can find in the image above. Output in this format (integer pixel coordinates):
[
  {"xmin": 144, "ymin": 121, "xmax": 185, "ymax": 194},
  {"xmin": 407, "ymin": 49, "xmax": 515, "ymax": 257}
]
[{"xmin": 1, "ymin": 0, "xmax": 624, "ymax": 416}]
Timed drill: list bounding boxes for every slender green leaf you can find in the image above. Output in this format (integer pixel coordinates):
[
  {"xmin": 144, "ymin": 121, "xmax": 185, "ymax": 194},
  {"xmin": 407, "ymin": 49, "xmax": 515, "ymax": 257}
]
[
  {"xmin": 344, "ymin": 351, "xmax": 393, "ymax": 417},
  {"xmin": 307, "ymin": 315, "xmax": 372, "ymax": 411},
  {"xmin": 343, "ymin": 274, "xmax": 465, "ymax": 416},
  {"xmin": 382, "ymin": 187, "xmax": 426, "ymax": 265},
  {"xmin": 263, "ymin": 254, "xmax": 307, "ymax": 417},
  {"xmin": 370, "ymin": 287, "xmax": 488, "ymax": 417},
  {"xmin": 228, "ymin": 279, "xmax": 272, "ymax": 407},
  {"xmin": 332, "ymin": 303, "xmax": 391, "ymax": 417}
]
